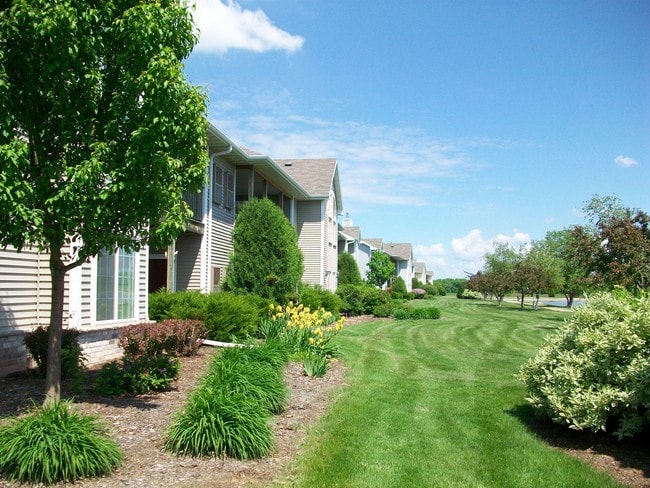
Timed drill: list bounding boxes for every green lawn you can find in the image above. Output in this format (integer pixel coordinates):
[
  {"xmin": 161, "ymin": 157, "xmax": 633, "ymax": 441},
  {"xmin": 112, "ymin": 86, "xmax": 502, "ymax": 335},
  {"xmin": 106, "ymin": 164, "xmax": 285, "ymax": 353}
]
[{"xmin": 290, "ymin": 296, "xmax": 621, "ymax": 488}]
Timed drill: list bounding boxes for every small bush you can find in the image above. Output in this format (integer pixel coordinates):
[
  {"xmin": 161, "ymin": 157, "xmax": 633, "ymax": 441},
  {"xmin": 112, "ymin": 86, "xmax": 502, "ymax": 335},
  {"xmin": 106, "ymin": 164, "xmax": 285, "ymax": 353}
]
[
  {"xmin": 458, "ymin": 289, "xmax": 483, "ymax": 300},
  {"xmin": 393, "ymin": 306, "xmax": 441, "ymax": 320},
  {"xmin": 337, "ymin": 284, "xmax": 390, "ymax": 316},
  {"xmin": 23, "ymin": 326, "xmax": 86, "ymax": 379},
  {"xmin": 122, "ymin": 355, "xmax": 181, "ymax": 394},
  {"xmin": 372, "ymin": 302, "xmax": 394, "ymax": 318},
  {"xmin": 0, "ymin": 400, "xmax": 122, "ymax": 484},
  {"xmin": 299, "ymin": 284, "xmax": 342, "ymax": 315},
  {"xmin": 119, "ymin": 320, "xmax": 206, "ymax": 360},
  {"xmin": 411, "ymin": 306, "xmax": 442, "ymax": 320},
  {"xmin": 390, "ymin": 277, "xmax": 408, "ymax": 299},
  {"xmin": 94, "ymin": 361, "xmax": 125, "ymax": 396},
  {"xmin": 518, "ymin": 289, "xmax": 650, "ymax": 438},
  {"xmin": 412, "ymin": 288, "xmax": 426, "ymax": 299},
  {"xmin": 393, "ymin": 307, "xmax": 412, "ymax": 320},
  {"xmin": 95, "ymin": 355, "xmax": 181, "ymax": 395},
  {"xmin": 95, "ymin": 321, "xmax": 192, "ymax": 396},
  {"xmin": 204, "ymin": 292, "xmax": 260, "ymax": 341},
  {"xmin": 148, "ymin": 289, "xmax": 206, "ymax": 322}
]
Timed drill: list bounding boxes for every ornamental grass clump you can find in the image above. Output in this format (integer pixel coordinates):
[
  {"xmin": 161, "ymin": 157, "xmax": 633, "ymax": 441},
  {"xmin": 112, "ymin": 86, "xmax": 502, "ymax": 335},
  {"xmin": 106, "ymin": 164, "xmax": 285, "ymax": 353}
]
[
  {"xmin": 0, "ymin": 400, "xmax": 122, "ymax": 485},
  {"xmin": 204, "ymin": 355, "xmax": 288, "ymax": 414},
  {"xmin": 166, "ymin": 342, "xmax": 288, "ymax": 459},
  {"xmin": 165, "ymin": 387, "xmax": 274, "ymax": 459}
]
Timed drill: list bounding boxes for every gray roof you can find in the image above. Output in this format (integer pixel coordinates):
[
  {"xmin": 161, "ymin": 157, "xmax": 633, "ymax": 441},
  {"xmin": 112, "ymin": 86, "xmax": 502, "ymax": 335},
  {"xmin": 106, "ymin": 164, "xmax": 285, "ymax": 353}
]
[
  {"xmin": 343, "ymin": 226, "xmax": 361, "ymax": 240},
  {"xmin": 415, "ymin": 261, "xmax": 426, "ymax": 274},
  {"xmin": 384, "ymin": 243, "xmax": 413, "ymax": 261},
  {"xmin": 365, "ymin": 238, "xmax": 383, "ymax": 250},
  {"xmin": 276, "ymin": 159, "xmax": 336, "ymax": 197}
]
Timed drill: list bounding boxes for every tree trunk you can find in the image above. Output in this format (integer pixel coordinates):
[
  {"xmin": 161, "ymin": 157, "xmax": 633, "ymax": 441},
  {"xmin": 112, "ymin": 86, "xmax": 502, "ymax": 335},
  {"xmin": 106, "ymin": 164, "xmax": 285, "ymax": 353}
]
[
  {"xmin": 565, "ymin": 293, "xmax": 574, "ymax": 308},
  {"xmin": 44, "ymin": 250, "xmax": 66, "ymax": 405},
  {"xmin": 519, "ymin": 291, "xmax": 525, "ymax": 310}
]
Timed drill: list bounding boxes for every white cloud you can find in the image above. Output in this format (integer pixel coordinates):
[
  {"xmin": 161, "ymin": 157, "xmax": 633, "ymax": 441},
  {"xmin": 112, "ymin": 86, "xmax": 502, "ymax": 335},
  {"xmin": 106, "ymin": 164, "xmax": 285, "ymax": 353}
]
[
  {"xmin": 211, "ymin": 110, "xmax": 472, "ymax": 208},
  {"xmin": 193, "ymin": 0, "xmax": 304, "ymax": 54},
  {"xmin": 451, "ymin": 228, "xmax": 530, "ymax": 263},
  {"xmin": 614, "ymin": 155, "xmax": 638, "ymax": 168}
]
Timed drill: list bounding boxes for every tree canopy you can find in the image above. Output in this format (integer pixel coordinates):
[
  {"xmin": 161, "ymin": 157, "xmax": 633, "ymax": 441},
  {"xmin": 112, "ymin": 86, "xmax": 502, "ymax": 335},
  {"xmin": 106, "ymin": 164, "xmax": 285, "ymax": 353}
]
[
  {"xmin": 0, "ymin": 0, "xmax": 208, "ymax": 403},
  {"xmin": 224, "ymin": 198, "xmax": 303, "ymax": 303},
  {"xmin": 366, "ymin": 251, "xmax": 395, "ymax": 288}
]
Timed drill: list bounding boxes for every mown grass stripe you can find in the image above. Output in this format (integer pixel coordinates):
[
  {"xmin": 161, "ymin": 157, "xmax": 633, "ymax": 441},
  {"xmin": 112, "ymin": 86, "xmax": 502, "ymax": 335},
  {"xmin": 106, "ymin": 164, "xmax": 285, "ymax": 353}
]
[{"xmin": 294, "ymin": 296, "xmax": 620, "ymax": 488}]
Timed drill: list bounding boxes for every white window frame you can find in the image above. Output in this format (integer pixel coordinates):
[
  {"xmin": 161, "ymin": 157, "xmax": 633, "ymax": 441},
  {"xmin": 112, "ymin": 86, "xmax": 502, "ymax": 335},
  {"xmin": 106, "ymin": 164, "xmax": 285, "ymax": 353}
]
[{"xmin": 91, "ymin": 248, "xmax": 139, "ymax": 324}]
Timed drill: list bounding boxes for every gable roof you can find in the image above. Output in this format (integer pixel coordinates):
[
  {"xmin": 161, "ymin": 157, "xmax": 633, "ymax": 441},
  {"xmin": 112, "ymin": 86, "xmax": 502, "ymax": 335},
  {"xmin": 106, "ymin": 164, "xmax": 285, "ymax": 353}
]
[
  {"xmin": 343, "ymin": 225, "xmax": 361, "ymax": 240},
  {"xmin": 415, "ymin": 261, "xmax": 426, "ymax": 274},
  {"xmin": 365, "ymin": 238, "xmax": 383, "ymax": 250},
  {"xmin": 275, "ymin": 159, "xmax": 342, "ymax": 210},
  {"xmin": 384, "ymin": 243, "xmax": 413, "ymax": 261}
]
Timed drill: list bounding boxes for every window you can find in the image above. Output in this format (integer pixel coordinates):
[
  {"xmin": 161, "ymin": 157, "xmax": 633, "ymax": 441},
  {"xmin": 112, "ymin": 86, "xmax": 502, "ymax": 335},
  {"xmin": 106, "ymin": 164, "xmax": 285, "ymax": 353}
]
[
  {"xmin": 225, "ymin": 171, "xmax": 234, "ymax": 210},
  {"xmin": 213, "ymin": 165, "xmax": 223, "ymax": 205},
  {"xmin": 96, "ymin": 249, "xmax": 136, "ymax": 321}
]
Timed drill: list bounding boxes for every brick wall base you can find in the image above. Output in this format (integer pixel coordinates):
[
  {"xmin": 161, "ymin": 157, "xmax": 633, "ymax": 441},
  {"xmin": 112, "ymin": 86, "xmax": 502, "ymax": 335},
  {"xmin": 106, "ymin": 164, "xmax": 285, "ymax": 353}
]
[{"xmin": 1, "ymin": 327, "xmax": 124, "ymax": 377}]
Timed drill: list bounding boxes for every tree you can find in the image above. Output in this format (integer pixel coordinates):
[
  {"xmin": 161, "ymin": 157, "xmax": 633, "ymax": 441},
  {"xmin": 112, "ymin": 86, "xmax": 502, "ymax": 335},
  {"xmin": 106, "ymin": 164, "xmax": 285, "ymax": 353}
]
[
  {"xmin": 571, "ymin": 195, "xmax": 649, "ymax": 292},
  {"xmin": 536, "ymin": 229, "xmax": 586, "ymax": 307},
  {"xmin": 482, "ymin": 243, "xmax": 519, "ymax": 306},
  {"xmin": 0, "ymin": 0, "xmax": 208, "ymax": 404},
  {"xmin": 224, "ymin": 198, "xmax": 303, "ymax": 303},
  {"xmin": 366, "ymin": 251, "xmax": 395, "ymax": 288},
  {"xmin": 338, "ymin": 252, "xmax": 362, "ymax": 285}
]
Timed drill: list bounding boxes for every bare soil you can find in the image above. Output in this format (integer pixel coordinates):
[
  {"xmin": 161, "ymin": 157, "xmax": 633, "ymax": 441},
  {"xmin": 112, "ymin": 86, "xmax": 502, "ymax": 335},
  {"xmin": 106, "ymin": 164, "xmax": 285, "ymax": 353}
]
[{"xmin": 0, "ymin": 315, "xmax": 647, "ymax": 487}]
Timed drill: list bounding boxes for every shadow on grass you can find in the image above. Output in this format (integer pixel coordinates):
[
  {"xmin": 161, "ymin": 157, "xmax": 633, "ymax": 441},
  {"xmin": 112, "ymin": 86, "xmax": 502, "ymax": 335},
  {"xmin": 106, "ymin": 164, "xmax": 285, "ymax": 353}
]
[
  {"xmin": 0, "ymin": 370, "xmax": 167, "ymax": 420},
  {"xmin": 507, "ymin": 403, "xmax": 650, "ymax": 482}
]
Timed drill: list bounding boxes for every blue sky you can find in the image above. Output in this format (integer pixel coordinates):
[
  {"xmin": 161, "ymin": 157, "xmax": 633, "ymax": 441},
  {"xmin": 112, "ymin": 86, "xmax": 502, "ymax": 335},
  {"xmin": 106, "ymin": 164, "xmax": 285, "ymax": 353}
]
[{"xmin": 185, "ymin": 0, "xmax": 649, "ymax": 278}]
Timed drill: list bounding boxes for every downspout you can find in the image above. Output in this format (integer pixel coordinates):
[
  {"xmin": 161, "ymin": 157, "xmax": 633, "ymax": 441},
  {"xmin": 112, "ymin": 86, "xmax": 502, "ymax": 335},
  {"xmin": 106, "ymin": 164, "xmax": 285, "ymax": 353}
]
[{"xmin": 211, "ymin": 145, "xmax": 233, "ymax": 162}]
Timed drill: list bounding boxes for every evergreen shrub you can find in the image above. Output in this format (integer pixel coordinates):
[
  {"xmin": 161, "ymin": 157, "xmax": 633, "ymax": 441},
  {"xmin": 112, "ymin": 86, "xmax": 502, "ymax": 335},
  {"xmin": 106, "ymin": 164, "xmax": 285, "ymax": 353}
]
[
  {"xmin": 148, "ymin": 289, "xmax": 206, "ymax": 322},
  {"xmin": 204, "ymin": 292, "xmax": 260, "ymax": 341}
]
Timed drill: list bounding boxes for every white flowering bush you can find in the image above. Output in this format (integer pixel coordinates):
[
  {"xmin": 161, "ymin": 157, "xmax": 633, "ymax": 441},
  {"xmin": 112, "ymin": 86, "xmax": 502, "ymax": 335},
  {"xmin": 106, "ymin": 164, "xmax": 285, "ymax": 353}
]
[{"xmin": 518, "ymin": 289, "xmax": 649, "ymax": 438}]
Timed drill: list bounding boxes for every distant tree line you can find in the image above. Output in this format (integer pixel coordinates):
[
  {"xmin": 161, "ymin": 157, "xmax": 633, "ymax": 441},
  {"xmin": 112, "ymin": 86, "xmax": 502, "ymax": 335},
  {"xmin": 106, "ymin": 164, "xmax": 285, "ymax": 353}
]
[{"xmin": 465, "ymin": 195, "xmax": 649, "ymax": 309}]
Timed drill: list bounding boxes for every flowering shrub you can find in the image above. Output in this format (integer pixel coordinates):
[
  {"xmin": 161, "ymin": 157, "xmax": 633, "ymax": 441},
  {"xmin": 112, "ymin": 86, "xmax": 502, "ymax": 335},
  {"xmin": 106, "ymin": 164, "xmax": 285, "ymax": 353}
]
[
  {"xmin": 518, "ymin": 289, "xmax": 650, "ymax": 438},
  {"xmin": 261, "ymin": 302, "xmax": 345, "ymax": 359}
]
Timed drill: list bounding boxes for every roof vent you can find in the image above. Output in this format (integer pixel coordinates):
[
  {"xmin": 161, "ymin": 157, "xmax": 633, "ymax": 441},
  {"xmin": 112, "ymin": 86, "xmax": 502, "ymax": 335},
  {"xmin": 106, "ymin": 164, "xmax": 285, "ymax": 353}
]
[{"xmin": 284, "ymin": 161, "xmax": 293, "ymax": 167}]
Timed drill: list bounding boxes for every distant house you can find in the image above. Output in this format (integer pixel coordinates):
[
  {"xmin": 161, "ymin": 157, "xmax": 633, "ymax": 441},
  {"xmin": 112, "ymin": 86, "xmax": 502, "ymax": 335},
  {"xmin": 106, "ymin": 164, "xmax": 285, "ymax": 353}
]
[
  {"xmin": 150, "ymin": 123, "xmax": 343, "ymax": 295},
  {"xmin": 414, "ymin": 261, "xmax": 432, "ymax": 285},
  {"xmin": 383, "ymin": 243, "xmax": 415, "ymax": 292},
  {"xmin": 339, "ymin": 219, "xmax": 377, "ymax": 281}
]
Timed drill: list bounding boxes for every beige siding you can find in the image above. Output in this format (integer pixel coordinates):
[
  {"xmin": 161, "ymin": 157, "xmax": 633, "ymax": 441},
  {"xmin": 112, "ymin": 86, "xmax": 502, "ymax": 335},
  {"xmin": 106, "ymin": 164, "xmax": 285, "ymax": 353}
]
[
  {"xmin": 176, "ymin": 232, "xmax": 202, "ymax": 291},
  {"xmin": 0, "ymin": 246, "xmax": 51, "ymax": 334},
  {"xmin": 296, "ymin": 200, "xmax": 322, "ymax": 286}
]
